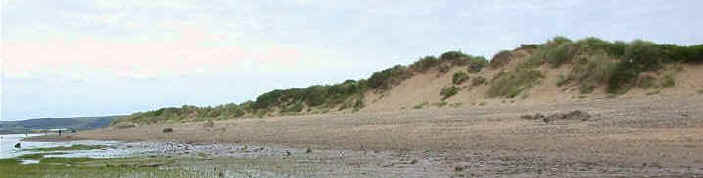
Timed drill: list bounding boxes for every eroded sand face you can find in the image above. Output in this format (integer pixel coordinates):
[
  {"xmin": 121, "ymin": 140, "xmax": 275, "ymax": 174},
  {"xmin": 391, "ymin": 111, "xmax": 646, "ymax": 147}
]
[{"xmin": 71, "ymin": 94, "xmax": 703, "ymax": 177}]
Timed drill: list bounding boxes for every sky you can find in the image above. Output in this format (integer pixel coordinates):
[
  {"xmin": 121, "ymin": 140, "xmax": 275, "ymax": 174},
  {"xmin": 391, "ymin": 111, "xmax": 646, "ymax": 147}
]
[{"xmin": 1, "ymin": 0, "xmax": 701, "ymax": 121}]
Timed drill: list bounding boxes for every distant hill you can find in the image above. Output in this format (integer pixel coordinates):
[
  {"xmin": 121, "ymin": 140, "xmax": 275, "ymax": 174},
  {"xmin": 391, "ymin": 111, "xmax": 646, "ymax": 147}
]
[{"xmin": 0, "ymin": 116, "xmax": 120, "ymax": 134}]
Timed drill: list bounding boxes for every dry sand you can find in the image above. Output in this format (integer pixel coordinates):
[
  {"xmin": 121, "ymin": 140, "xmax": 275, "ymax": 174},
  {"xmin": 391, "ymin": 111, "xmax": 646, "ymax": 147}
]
[{"xmin": 66, "ymin": 93, "xmax": 703, "ymax": 177}]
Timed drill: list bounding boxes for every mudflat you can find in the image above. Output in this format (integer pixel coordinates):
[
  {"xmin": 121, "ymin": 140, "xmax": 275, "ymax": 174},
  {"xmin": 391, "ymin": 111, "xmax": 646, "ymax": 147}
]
[{"xmin": 71, "ymin": 94, "xmax": 703, "ymax": 177}]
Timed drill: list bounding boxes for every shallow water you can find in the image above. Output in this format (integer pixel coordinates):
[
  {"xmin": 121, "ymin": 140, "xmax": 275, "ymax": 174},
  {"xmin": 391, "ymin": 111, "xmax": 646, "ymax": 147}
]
[{"xmin": 0, "ymin": 134, "xmax": 149, "ymax": 160}]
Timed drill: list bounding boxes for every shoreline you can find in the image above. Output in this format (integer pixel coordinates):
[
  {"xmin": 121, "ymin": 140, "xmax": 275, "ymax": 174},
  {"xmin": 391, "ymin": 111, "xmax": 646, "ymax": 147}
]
[
  {"xmin": 36, "ymin": 94, "xmax": 703, "ymax": 177},
  {"xmin": 10, "ymin": 94, "xmax": 703, "ymax": 177}
]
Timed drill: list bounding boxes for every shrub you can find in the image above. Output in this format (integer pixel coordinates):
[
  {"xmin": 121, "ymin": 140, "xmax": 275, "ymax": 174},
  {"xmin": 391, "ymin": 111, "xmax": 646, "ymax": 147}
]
[
  {"xmin": 637, "ymin": 75, "xmax": 658, "ymax": 89},
  {"xmin": 438, "ymin": 64, "xmax": 450, "ymax": 73},
  {"xmin": 302, "ymin": 86, "xmax": 328, "ymax": 107},
  {"xmin": 413, "ymin": 101, "xmax": 429, "ymax": 109},
  {"xmin": 162, "ymin": 128, "xmax": 174, "ymax": 133},
  {"xmin": 626, "ymin": 40, "xmax": 664, "ymax": 71},
  {"xmin": 440, "ymin": 86, "xmax": 460, "ymax": 100},
  {"xmin": 575, "ymin": 37, "xmax": 626, "ymax": 58},
  {"xmin": 576, "ymin": 37, "xmax": 610, "ymax": 51},
  {"xmin": 579, "ymin": 83, "xmax": 595, "ymax": 94},
  {"xmin": 452, "ymin": 72, "xmax": 470, "ymax": 85},
  {"xmin": 549, "ymin": 36, "xmax": 573, "ymax": 46},
  {"xmin": 283, "ymin": 102, "xmax": 304, "ymax": 113},
  {"xmin": 658, "ymin": 44, "xmax": 703, "ymax": 63},
  {"xmin": 471, "ymin": 76, "xmax": 487, "ymax": 86},
  {"xmin": 646, "ymin": 90, "xmax": 661, "ymax": 95},
  {"xmin": 440, "ymin": 50, "xmax": 470, "ymax": 65},
  {"xmin": 661, "ymin": 74, "xmax": 676, "ymax": 88},
  {"xmin": 519, "ymin": 49, "xmax": 546, "ymax": 69},
  {"xmin": 337, "ymin": 102, "xmax": 351, "ymax": 111},
  {"xmin": 556, "ymin": 74, "xmax": 570, "ymax": 87},
  {"xmin": 487, "ymin": 69, "xmax": 544, "ymax": 98},
  {"xmin": 544, "ymin": 43, "xmax": 577, "ymax": 67},
  {"xmin": 608, "ymin": 60, "xmax": 640, "ymax": 94},
  {"xmin": 352, "ymin": 98, "xmax": 364, "ymax": 112},
  {"xmin": 569, "ymin": 53, "xmax": 617, "ymax": 93},
  {"xmin": 433, "ymin": 101, "xmax": 449, "ymax": 107},
  {"xmin": 410, "ymin": 56, "xmax": 440, "ymax": 72},
  {"xmin": 467, "ymin": 57, "xmax": 488, "ymax": 73},
  {"xmin": 254, "ymin": 89, "xmax": 285, "ymax": 109},
  {"xmin": 219, "ymin": 103, "xmax": 245, "ymax": 117},
  {"xmin": 684, "ymin": 45, "xmax": 703, "ymax": 62},
  {"xmin": 608, "ymin": 41, "xmax": 628, "ymax": 58},
  {"xmin": 608, "ymin": 40, "xmax": 663, "ymax": 94},
  {"xmin": 490, "ymin": 50, "xmax": 513, "ymax": 68},
  {"xmin": 367, "ymin": 65, "xmax": 412, "ymax": 90}
]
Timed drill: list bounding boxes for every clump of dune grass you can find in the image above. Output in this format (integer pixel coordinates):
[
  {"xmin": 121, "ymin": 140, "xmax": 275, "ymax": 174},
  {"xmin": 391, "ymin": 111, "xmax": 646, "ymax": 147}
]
[{"xmin": 487, "ymin": 69, "xmax": 544, "ymax": 98}]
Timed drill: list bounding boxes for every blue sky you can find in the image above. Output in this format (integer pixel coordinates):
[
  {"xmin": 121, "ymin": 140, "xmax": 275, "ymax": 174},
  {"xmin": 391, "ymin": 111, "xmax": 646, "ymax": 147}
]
[{"xmin": 2, "ymin": 0, "xmax": 702, "ymax": 120}]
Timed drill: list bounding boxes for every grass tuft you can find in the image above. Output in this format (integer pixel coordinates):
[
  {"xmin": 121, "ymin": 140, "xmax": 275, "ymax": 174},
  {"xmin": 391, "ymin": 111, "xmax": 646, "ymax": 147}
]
[
  {"xmin": 487, "ymin": 69, "xmax": 544, "ymax": 98},
  {"xmin": 660, "ymin": 73, "xmax": 676, "ymax": 88},
  {"xmin": 413, "ymin": 102, "xmax": 429, "ymax": 109},
  {"xmin": 440, "ymin": 86, "xmax": 460, "ymax": 100},
  {"xmin": 452, "ymin": 72, "xmax": 469, "ymax": 85}
]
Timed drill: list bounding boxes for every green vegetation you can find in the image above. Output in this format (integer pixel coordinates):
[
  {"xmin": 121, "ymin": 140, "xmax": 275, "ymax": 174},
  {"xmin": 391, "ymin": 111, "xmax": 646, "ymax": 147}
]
[
  {"xmin": 440, "ymin": 86, "xmax": 460, "ymax": 100},
  {"xmin": 646, "ymin": 90, "xmax": 661, "ymax": 96},
  {"xmin": 661, "ymin": 73, "xmax": 676, "ymax": 88},
  {"xmin": 367, "ymin": 65, "xmax": 412, "ymax": 90},
  {"xmin": 517, "ymin": 36, "xmax": 700, "ymax": 94},
  {"xmin": 1, "ymin": 155, "xmax": 207, "ymax": 178},
  {"xmin": 471, "ymin": 76, "xmax": 487, "ymax": 86},
  {"xmin": 409, "ymin": 56, "xmax": 439, "ymax": 72},
  {"xmin": 467, "ymin": 58, "xmax": 488, "ymax": 73},
  {"xmin": 432, "ymin": 101, "xmax": 449, "ymax": 107},
  {"xmin": 606, "ymin": 40, "xmax": 700, "ymax": 93},
  {"xmin": 413, "ymin": 102, "xmax": 429, "ymax": 109},
  {"xmin": 567, "ymin": 53, "xmax": 617, "ymax": 93},
  {"xmin": 556, "ymin": 74, "xmax": 570, "ymax": 87},
  {"xmin": 282, "ymin": 102, "xmax": 304, "ymax": 113},
  {"xmin": 24, "ymin": 144, "xmax": 110, "ymax": 152},
  {"xmin": 637, "ymin": 75, "xmax": 658, "ymax": 89},
  {"xmin": 114, "ymin": 50, "xmax": 488, "ymax": 125},
  {"xmin": 452, "ymin": 72, "xmax": 469, "ymax": 85},
  {"xmin": 544, "ymin": 41, "xmax": 577, "ymax": 67},
  {"xmin": 352, "ymin": 98, "xmax": 364, "ymax": 112},
  {"xmin": 575, "ymin": 37, "xmax": 627, "ymax": 58},
  {"xmin": 113, "ymin": 36, "xmax": 702, "ymax": 125},
  {"xmin": 487, "ymin": 69, "xmax": 544, "ymax": 98},
  {"xmin": 438, "ymin": 64, "xmax": 451, "ymax": 73},
  {"xmin": 490, "ymin": 50, "xmax": 513, "ymax": 68}
]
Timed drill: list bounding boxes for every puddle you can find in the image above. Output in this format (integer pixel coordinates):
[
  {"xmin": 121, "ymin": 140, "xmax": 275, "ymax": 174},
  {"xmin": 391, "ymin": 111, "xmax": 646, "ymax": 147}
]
[
  {"xmin": 1, "ymin": 134, "xmax": 157, "ymax": 159},
  {"xmin": 20, "ymin": 159, "xmax": 39, "ymax": 164}
]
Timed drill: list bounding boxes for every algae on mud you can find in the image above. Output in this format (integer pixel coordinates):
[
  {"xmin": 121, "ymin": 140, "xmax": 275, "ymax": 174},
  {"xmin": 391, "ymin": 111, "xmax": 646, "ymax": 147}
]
[{"xmin": 0, "ymin": 155, "xmax": 212, "ymax": 178}]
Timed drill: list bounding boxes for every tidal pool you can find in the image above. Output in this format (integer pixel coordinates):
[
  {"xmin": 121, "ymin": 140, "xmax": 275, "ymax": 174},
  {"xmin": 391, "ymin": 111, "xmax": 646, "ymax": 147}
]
[{"xmin": 0, "ymin": 134, "xmax": 152, "ymax": 160}]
